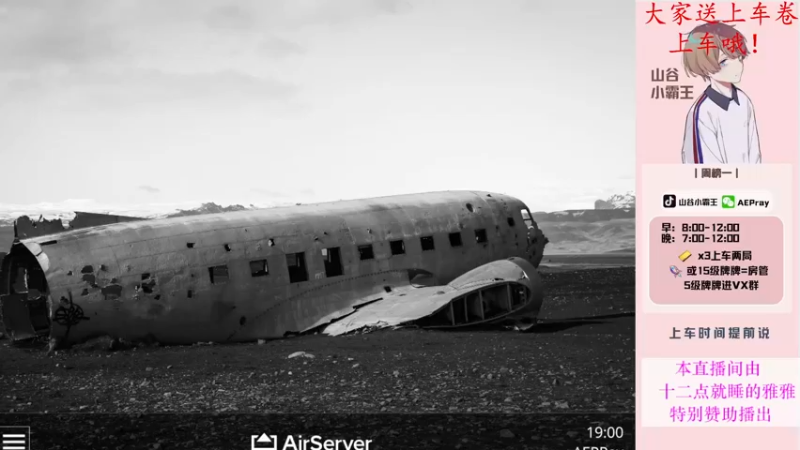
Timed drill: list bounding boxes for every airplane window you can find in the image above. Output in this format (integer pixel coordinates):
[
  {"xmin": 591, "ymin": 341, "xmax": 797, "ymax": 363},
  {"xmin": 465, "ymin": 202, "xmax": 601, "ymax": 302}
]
[
  {"xmin": 507, "ymin": 217, "xmax": 515, "ymax": 227},
  {"xmin": 475, "ymin": 229, "xmax": 487, "ymax": 244},
  {"xmin": 286, "ymin": 252, "xmax": 308, "ymax": 283},
  {"xmin": 449, "ymin": 232, "xmax": 462, "ymax": 247},
  {"xmin": 389, "ymin": 240, "xmax": 405, "ymax": 255},
  {"xmin": 249, "ymin": 259, "xmax": 268, "ymax": 277},
  {"xmin": 521, "ymin": 209, "xmax": 534, "ymax": 227},
  {"xmin": 208, "ymin": 265, "xmax": 229, "ymax": 284},
  {"xmin": 420, "ymin": 236, "xmax": 435, "ymax": 251},
  {"xmin": 358, "ymin": 244, "xmax": 374, "ymax": 260}
]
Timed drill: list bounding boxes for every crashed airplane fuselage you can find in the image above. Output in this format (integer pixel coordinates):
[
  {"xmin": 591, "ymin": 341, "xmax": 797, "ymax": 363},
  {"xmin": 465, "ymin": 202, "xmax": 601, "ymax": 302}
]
[{"xmin": 0, "ymin": 191, "xmax": 547, "ymax": 347}]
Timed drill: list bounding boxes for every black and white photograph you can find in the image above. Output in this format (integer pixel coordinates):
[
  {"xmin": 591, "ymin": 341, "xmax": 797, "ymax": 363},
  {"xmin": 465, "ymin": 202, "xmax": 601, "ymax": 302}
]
[{"xmin": 0, "ymin": 1, "xmax": 635, "ymax": 448}]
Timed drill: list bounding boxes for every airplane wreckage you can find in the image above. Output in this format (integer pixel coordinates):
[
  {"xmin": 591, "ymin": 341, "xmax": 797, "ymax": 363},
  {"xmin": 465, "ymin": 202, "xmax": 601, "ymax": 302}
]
[{"xmin": 0, "ymin": 191, "xmax": 549, "ymax": 348}]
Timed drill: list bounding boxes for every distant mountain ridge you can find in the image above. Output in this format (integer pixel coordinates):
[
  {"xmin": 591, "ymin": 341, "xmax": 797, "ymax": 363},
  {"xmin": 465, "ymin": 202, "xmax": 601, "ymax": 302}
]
[
  {"xmin": 533, "ymin": 193, "xmax": 635, "ymax": 254},
  {"xmin": 165, "ymin": 202, "xmax": 255, "ymax": 218},
  {"xmin": 532, "ymin": 208, "xmax": 633, "ymax": 223},
  {"xmin": 0, "ymin": 191, "xmax": 635, "ymax": 226},
  {"xmin": 594, "ymin": 192, "xmax": 635, "ymax": 210},
  {"xmin": 0, "ymin": 202, "xmax": 271, "ymax": 250},
  {"xmin": 0, "ymin": 201, "xmax": 279, "ymax": 227}
]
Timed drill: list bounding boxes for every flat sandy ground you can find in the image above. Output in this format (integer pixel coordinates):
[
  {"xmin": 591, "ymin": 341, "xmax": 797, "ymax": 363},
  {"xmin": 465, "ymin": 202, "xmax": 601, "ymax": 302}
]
[{"xmin": 0, "ymin": 261, "xmax": 634, "ymax": 449}]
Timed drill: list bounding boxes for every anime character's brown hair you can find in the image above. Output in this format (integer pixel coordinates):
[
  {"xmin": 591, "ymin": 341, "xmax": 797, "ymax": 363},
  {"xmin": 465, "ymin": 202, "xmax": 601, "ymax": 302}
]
[{"xmin": 682, "ymin": 22, "xmax": 750, "ymax": 80}]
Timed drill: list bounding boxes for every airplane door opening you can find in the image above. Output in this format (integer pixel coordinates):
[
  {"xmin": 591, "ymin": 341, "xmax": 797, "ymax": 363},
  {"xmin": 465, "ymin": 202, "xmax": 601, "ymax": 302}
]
[{"xmin": 323, "ymin": 247, "xmax": 343, "ymax": 277}]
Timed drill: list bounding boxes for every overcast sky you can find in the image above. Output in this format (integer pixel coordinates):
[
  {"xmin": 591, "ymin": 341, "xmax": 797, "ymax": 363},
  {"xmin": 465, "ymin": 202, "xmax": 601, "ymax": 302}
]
[{"xmin": 0, "ymin": 0, "xmax": 634, "ymax": 213}]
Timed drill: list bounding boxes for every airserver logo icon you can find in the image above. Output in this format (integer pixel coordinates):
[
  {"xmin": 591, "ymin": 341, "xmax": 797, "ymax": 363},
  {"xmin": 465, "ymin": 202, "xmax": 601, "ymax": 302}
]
[{"xmin": 251, "ymin": 433, "xmax": 278, "ymax": 450}]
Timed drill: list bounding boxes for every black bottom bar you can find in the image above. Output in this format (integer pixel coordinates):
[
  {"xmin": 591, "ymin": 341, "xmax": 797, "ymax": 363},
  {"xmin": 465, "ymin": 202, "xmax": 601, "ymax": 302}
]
[{"xmin": 1, "ymin": 413, "xmax": 634, "ymax": 449}]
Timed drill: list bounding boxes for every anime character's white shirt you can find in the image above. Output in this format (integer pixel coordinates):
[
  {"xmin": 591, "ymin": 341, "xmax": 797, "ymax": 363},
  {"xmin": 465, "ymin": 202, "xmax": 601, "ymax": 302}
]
[{"xmin": 681, "ymin": 85, "xmax": 761, "ymax": 164}]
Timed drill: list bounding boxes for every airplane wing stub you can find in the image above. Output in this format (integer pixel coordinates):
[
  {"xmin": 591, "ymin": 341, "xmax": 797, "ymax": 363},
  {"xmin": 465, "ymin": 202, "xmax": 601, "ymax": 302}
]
[{"xmin": 322, "ymin": 258, "xmax": 544, "ymax": 336}]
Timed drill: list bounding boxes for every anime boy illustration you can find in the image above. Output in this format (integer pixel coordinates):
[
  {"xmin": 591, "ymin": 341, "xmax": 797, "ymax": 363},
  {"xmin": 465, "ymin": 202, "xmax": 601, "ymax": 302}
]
[{"xmin": 680, "ymin": 22, "xmax": 761, "ymax": 164}]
